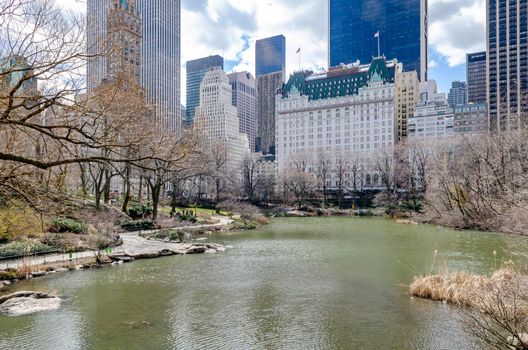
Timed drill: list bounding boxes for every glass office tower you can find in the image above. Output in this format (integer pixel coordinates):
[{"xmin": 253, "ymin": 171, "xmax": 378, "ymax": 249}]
[
  {"xmin": 466, "ymin": 51, "xmax": 487, "ymax": 104},
  {"xmin": 329, "ymin": 0, "xmax": 428, "ymax": 81},
  {"xmin": 255, "ymin": 35, "xmax": 286, "ymax": 78},
  {"xmin": 487, "ymin": 0, "xmax": 528, "ymax": 131}
]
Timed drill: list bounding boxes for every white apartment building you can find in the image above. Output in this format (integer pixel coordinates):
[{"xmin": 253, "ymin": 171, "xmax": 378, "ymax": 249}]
[
  {"xmin": 276, "ymin": 58, "xmax": 400, "ymax": 189},
  {"xmin": 195, "ymin": 68, "xmax": 250, "ymax": 173},
  {"xmin": 408, "ymin": 80, "xmax": 454, "ymax": 141}
]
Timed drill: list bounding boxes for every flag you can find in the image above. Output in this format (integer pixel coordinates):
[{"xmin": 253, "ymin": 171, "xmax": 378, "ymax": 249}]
[
  {"xmin": 374, "ymin": 31, "xmax": 379, "ymax": 38},
  {"xmin": 296, "ymin": 47, "xmax": 301, "ymax": 54}
]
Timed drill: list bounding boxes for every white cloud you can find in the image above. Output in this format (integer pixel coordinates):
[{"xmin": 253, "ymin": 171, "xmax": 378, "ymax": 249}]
[{"xmin": 428, "ymin": 0, "xmax": 486, "ymax": 67}]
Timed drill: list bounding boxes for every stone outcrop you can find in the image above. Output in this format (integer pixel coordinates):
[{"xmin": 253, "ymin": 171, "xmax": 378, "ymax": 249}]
[{"xmin": 0, "ymin": 291, "xmax": 61, "ymax": 316}]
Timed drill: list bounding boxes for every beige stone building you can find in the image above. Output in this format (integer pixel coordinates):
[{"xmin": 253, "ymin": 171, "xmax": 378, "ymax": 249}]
[{"xmin": 395, "ymin": 71, "xmax": 419, "ymax": 142}]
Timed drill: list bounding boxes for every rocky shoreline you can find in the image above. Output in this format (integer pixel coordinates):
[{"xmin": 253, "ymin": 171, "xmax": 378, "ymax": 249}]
[{"xmin": 0, "ymin": 239, "xmax": 231, "ymax": 295}]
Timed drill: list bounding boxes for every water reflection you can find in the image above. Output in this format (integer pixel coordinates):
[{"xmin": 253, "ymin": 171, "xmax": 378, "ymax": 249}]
[{"xmin": 1, "ymin": 217, "xmax": 526, "ymax": 350}]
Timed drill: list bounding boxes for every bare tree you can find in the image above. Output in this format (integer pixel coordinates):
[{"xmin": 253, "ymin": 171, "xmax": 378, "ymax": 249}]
[
  {"xmin": 279, "ymin": 171, "xmax": 317, "ymax": 210},
  {"xmin": 0, "ymin": 1, "xmax": 171, "ymax": 210},
  {"xmin": 207, "ymin": 140, "xmax": 229, "ymax": 205},
  {"xmin": 334, "ymin": 152, "xmax": 349, "ymax": 208},
  {"xmin": 315, "ymin": 149, "xmax": 331, "ymax": 208}
]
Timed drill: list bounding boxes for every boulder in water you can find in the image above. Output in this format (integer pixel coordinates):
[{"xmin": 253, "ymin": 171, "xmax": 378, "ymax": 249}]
[{"xmin": 0, "ymin": 291, "xmax": 61, "ymax": 316}]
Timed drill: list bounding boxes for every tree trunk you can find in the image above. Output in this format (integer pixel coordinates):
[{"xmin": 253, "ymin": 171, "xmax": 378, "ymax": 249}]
[
  {"xmin": 122, "ymin": 165, "xmax": 131, "ymax": 213},
  {"xmin": 151, "ymin": 182, "xmax": 162, "ymax": 222},
  {"xmin": 138, "ymin": 176, "xmax": 143, "ymax": 201}
]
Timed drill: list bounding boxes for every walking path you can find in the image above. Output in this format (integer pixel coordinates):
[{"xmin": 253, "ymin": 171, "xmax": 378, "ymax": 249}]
[{"xmin": 0, "ymin": 217, "xmax": 234, "ymax": 270}]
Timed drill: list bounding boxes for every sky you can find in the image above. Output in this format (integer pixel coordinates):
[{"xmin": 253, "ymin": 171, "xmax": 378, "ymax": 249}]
[{"xmin": 58, "ymin": 0, "xmax": 487, "ymax": 102}]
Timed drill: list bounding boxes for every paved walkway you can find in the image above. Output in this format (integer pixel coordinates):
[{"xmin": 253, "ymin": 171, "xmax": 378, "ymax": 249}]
[{"xmin": 0, "ymin": 217, "xmax": 233, "ymax": 270}]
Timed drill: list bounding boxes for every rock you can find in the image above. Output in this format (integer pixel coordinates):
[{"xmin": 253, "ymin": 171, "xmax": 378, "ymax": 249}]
[
  {"xmin": 97, "ymin": 255, "xmax": 112, "ymax": 265},
  {"xmin": 163, "ymin": 237, "xmax": 170, "ymax": 242},
  {"xmin": 205, "ymin": 249, "xmax": 216, "ymax": 254},
  {"xmin": 0, "ymin": 292, "xmax": 62, "ymax": 317},
  {"xmin": 195, "ymin": 237, "xmax": 208, "ymax": 241},
  {"xmin": 396, "ymin": 219, "xmax": 418, "ymax": 225},
  {"xmin": 185, "ymin": 246, "xmax": 207, "ymax": 254},
  {"xmin": 0, "ymin": 297, "xmax": 62, "ymax": 317},
  {"xmin": 55, "ymin": 268, "xmax": 68, "ymax": 273},
  {"xmin": 31, "ymin": 271, "xmax": 46, "ymax": 278},
  {"xmin": 109, "ymin": 255, "xmax": 134, "ymax": 263}
]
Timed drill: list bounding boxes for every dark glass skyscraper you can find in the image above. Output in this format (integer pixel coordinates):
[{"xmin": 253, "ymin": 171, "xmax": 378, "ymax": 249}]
[
  {"xmin": 255, "ymin": 35, "xmax": 286, "ymax": 155},
  {"xmin": 329, "ymin": 0, "xmax": 428, "ymax": 81},
  {"xmin": 255, "ymin": 35, "xmax": 286, "ymax": 77},
  {"xmin": 466, "ymin": 51, "xmax": 487, "ymax": 104},
  {"xmin": 185, "ymin": 55, "xmax": 224, "ymax": 123},
  {"xmin": 487, "ymin": 0, "xmax": 528, "ymax": 131}
]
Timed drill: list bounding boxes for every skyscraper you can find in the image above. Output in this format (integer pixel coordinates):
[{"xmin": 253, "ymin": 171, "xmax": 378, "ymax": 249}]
[
  {"xmin": 87, "ymin": 0, "xmax": 111, "ymax": 91},
  {"xmin": 87, "ymin": 0, "xmax": 181, "ymax": 131},
  {"xmin": 329, "ymin": 0, "xmax": 428, "ymax": 81},
  {"xmin": 228, "ymin": 72, "xmax": 257, "ymax": 151},
  {"xmin": 137, "ymin": 0, "xmax": 181, "ymax": 132},
  {"xmin": 185, "ymin": 55, "xmax": 224, "ymax": 123},
  {"xmin": 487, "ymin": 0, "xmax": 528, "ymax": 131},
  {"xmin": 195, "ymin": 68, "xmax": 249, "ymax": 172},
  {"xmin": 448, "ymin": 81, "xmax": 468, "ymax": 107},
  {"xmin": 466, "ymin": 51, "xmax": 487, "ymax": 104},
  {"xmin": 256, "ymin": 35, "xmax": 286, "ymax": 156},
  {"xmin": 106, "ymin": 0, "xmax": 141, "ymax": 82},
  {"xmin": 255, "ymin": 35, "xmax": 286, "ymax": 78}
]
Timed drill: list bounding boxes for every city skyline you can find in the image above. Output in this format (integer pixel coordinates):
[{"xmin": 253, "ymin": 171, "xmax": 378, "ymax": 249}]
[{"xmin": 58, "ymin": 0, "xmax": 486, "ymax": 101}]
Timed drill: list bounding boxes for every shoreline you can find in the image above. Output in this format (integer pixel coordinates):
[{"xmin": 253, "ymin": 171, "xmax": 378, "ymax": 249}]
[{"xmin": 0, "ymin": 217, "xmax": 240, "ymax": 293}]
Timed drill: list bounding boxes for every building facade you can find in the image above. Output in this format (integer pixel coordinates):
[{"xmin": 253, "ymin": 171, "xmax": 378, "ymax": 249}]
[
  {"xmin": 256, "ymin": 72, "xmax": 283, "ymax": 155},
  {"xmin": 138, "ymin": 0, "xmax": 181, "ymax": 132},
  {"xmin": 228, "ymin": 72, "xmax": 257, "ymax": 151},
  {"xmin": 0, "ymin": 55, "xmax": 38, "ymax": 94},
  {"xmin": 487, "ymin": 0, "xmax": 528, "ymax": 131},
  {"xmin": 106, "ymin": 0, "xmax": 141, "ymax": 83},
  {"xmin": 255, "ymin": 35, "xmax": 286, "ymax": 78},
  {"xmin": 87, "ymin": 0, "xmax": 181, "ymax": 131},
  {"xmin": 276, "ymin": 58, "xmax": 400, "ymax": 189},
  {"xmin": 195, "ymin": 68, "xmax": 249, "ymax": 172},
  {"xmin": 466, "ymin": 51, "xmax": 487, "ymax": 104},
  {"xmin": 448, "ymin": 81, "xmax": 468, "ymax": 107},
  {"xmin": 185, "ymin": 55, "xmax": 224, "ymax": 123},
  {"xmin": 255, "ymin": 35, "xmax": 286, "ymax": 156},
  {"xmin": 395, "ymin": 71, "xmax": 420, "ymax": 142},
  {"xmin": 408, "ymin": 89, "xmax": 454, "ymax": 141},
  {"xmin": 454, "ymin": 103, "xmax": 489, "ymax": 136},
  {"xmin": 87, "ymin": 0, "xmax": 111, "ymax": 91},
  {"xmin": 329, "ymin": 0, "xmax": 428, "ymax": 81}
]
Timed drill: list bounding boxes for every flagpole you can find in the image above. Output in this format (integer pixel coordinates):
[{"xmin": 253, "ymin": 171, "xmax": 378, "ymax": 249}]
[{"xmin": 377, "ymin": 32, "xmax": 380, "ymax": 57}]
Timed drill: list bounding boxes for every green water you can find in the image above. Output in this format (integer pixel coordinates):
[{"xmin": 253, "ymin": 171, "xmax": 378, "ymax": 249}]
[{"xmin": 1, "ymin": 217, "xmax": 527, "ymax": 350}]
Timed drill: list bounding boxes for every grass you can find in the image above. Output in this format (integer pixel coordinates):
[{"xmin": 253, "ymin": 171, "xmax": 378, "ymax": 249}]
[{"xmin": 410, "ymin": 264, "xmax": 523, "ymax": 308}]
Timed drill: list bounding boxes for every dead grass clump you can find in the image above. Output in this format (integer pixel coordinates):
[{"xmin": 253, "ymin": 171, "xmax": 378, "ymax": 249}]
[
  {"xmin": 410, "ymin": 271, "xmax": 488, "ymax": 307},
  {"xmin": 256, "ymin": 215, "xmax": 270, "ymax": 225}
]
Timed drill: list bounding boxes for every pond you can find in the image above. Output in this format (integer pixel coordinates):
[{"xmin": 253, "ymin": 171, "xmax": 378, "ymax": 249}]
[{"xmin": 1, "ymin": 217, "xmax": 527, "ymax": 350}]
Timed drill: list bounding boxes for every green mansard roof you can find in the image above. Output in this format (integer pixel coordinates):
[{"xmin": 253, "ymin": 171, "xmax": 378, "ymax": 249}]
[{"xmin": 282, "ymin": 57, "xmax": 398, "ymax": 100}]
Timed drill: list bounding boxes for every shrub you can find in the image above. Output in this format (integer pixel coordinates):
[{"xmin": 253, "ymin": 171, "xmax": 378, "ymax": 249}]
[
  {"xmin": 128, "ymin": 202, "xmax": 153, "ymax": 220},
  {"xmin": 49, "ymin": 218, "xmax": 87, "ymax": 235},
  {"xmin": 147, "ymin": 230, "xmax": 185, "ymax": 242},
  {"xmin": 0, "ymin": 240, "xmax": 55, "ymax": 259},
  {"xmin": 0, "ymin": 271, "xmax": 17, "ymax": 280},
  {"xmin": 120, "ymin": 219, "xmax": 155, "ymax": 232},
  {"xmin": 0, "ymin": 203, "xmax": 42, "ymax": 243}
]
